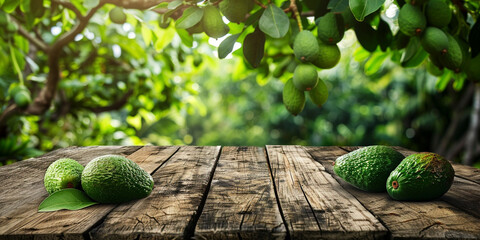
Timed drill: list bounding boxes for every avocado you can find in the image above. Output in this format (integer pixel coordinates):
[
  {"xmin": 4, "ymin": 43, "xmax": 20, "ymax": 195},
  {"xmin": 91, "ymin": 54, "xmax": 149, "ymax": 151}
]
[
  {"xmin": 109, "ymin": 7, "xmax": 126, "ymax": 25},
  {"xmin": 439, "ymin": 33, "xmax": 463, "ymax": 72},
  {"xmin": 283, "ymin": 78, "xmax": 306, "ymax": 116},
  {"xmin": 341, "ymin": 9, "xmax": 357, "ymax": 29},
  {"xmin": 293, "ymin": 30, "xmax": 320, "ymax": 63},
  {"xmin": 202, "ymin": 5, "xmax": 229, "ymax": 39},
  {"xmin": 421, "ymin": 27, "xmax": 449, "ymax": 55},
  {"xmin": 312, "ymin": 41, "xmax": 341, "ymax": 69},
  {"xmin": 44, "ymin": 158, "xmax": 84, "ymax": 195},
  {"xmin": 293, "ymin": 64, "xmax": 318, "ymax": 91},
  {"xmin": 308, "ymin": 78, "xmax": 328, "ymax": 107},
  {"xmin": 13, "ymin": 89, "xmax": 32, "ymax": 108},
  {"xmin": 316, "ymin": 12, "xmax": 345, "ymax": 45},
  {"xmin": 398, "ymin": 4, "xmax": 426, "ymax": 36},
  {"xmin": 386, "ymin": 152, "xmax": 454, "ymax": 201},
  {"xmin": 333, "ymin": 146, "xmax": 405, "ymax": 192},
  {"xmin": 81, "ymin": 155, "xmax": 154, "ymax": 203},
  {"xmin": 426, "ymin": 0, "xmax": 452, "ymax": 28},
  {"xmin": 220, "ymin": 0, "xmax": 254, "ymax": 23}
]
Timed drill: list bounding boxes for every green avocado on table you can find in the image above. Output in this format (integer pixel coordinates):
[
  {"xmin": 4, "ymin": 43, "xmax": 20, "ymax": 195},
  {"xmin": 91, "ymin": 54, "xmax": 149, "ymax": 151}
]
[
  {"xmin": 386, "ymin": 152, "xmax": 454, "ymax": 201},
  {"xmin": 334, "ymin": 146, "xmax": 405, "ymax": 192}
]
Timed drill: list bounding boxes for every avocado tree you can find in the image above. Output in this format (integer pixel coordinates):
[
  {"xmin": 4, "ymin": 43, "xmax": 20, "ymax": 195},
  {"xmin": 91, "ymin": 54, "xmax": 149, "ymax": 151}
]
[{"xmin": 0, "ymin": 0, "xmax": 479, "ymax": 164}]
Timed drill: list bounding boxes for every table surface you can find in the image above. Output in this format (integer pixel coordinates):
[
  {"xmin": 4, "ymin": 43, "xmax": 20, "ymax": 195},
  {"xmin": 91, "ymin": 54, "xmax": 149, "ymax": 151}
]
[{"xmin": 0, "ymin": 145, "xmax": 479, "ymax": 240}]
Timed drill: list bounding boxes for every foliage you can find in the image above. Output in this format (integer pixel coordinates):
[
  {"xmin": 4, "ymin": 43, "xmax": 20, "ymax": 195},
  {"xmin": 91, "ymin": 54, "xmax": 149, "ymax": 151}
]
[{"xmin": 0, "ymin": 0, "xmax": 479, "ymax": 166}]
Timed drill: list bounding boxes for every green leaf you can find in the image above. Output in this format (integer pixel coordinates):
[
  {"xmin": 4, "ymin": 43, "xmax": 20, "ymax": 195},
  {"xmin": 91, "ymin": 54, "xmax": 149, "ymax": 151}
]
[
  {"xmin": 401, "ymin": 48, "xmax": 427, "ymax": 68},
  {"xmin": 83, "ymin": 0, "xmax": 99, "ymax": 8},
  {"xmin": 400, "ymin": 37, "xmax": 420, "ymax": 64},
  {"xmin": 218, "ymin": 34, "xmax": 240, "ymax": 59},
  {"xmin": 167, "ymin": 0, "xmax": 182, "ymax": 10},
  {"xmin": 259, "ymin": 4, "xmax": 289, "ymax": 38},
  {"xmin": 175, "ymin": 6, "xmax": 204, "ymax": 29},
  {"xmin": 0, "ymin": 0, "xmax": 5, "ymax": 8},
  {"xmin": 245, "ymin": 8, "xmax": 264, "ymax": 27},
  {"xmin": 328, "ymin": 0, "xmax": 349, "ymax": 13},
  {"xmin": 141, "ymin": 24, "xmax": 153, "ymax": 46},
  {"xmin": 364, "ymin": 51, "xmax": 389, "ymax": 76},
  {"xmin": 243, "ymin": 28, "xmax": 265, "ymax": 68},
  {"xmin": 349, "ymin": 0, "xmax": 385, "ymax": 21},
  {"xmin": 435, "ymin": 70, "xmax": 452, "ymax": 91},
  {"xmin": 38, "ymin": 189, "xmax": 98, "ymax": 212},
  {"xmin": 176, "ymin": 29, "xmax": 193, "ymax": 48},
  {"xmin": 2, "ymin": 0, "xmax": 19, "ymax": 13}
]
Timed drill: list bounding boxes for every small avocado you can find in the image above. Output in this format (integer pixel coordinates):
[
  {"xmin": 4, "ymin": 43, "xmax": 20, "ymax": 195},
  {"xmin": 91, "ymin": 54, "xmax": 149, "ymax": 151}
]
[
  {"xmin": 398, "ymin": 4, "xmax": 426, "ymax": 36},
  {"xmin": 293, "ymin": 30, "xmax": 320, "ymax": 63},
  {"xmin": 109, "ymin": 7, "xmax": 127, "ymax": 25},
  {"xmin": 293, "ymin": 64, "xmax": 318, "ymax": 91},
  {"xmin": 426, "ymin": 0, "xmax": 452, "ymax": 28},
  {"xmin": 44, "ymin": 158, "xmax": 84, "ymax": 195},
  {"xmin": 13, "ymin": 88, "xmax": 32, "ymax": 108},
  {"xmin": 312, "ymin": 41, "xmax": 341, "ymax": 69},
  {"xmin": 219, "ymin": 0, "xmax": 254, "ymax": 23},
  {"xmin": 81, "ymin": 155, "xmax": 154, "ymax": 203},
  {"xmin": 308, "ymin": 78, "xmax": 328, "ymax": 107},
  {"xmin": 316, "ymin": 12, "xmax": 345, "ymax": 45},
  {"xmin": 333, "ymin": 146, "xmax": 405, "ymax": 192},
  {"xmin": 283, "ymin": 78, "xmax": 306, "ymax": 116},
  {"xmin": 421, "ymin": 27, "xmax": 448, "ymax": 55},
  {"xmin": 202, "ymin": 5, "xmax": 230, "ymax": 39},
  {"xmin": 439, "ymin": 33, "xmax": 463, "ymax": 72},
  {"xmin": 386, "ymin": 152, "xmax": 454, "ymax": 201}
]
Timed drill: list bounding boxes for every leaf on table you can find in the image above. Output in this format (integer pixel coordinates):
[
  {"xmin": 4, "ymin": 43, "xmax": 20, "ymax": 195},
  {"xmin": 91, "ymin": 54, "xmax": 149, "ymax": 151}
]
[
  {"xmin": 38, "ymin": 189, "xmax": 98, "ymax": 212},
  {"xmin": 259, "ymin": 4, "xmax": 289, "ymax": 38}
]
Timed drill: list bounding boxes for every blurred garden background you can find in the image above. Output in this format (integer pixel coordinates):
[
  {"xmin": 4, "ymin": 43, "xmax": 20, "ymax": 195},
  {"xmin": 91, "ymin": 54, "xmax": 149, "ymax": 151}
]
[{"xmin": 1, "ymin": 0, "xmax": 479, "ymax": 168}]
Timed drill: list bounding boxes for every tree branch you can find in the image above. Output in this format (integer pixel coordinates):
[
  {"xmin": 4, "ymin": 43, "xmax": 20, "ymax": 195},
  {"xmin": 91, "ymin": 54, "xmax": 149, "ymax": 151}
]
[
  {"xmin": 9, "ymin": 17, "xmax": 48, "ymax": 52},
  {"xmin": 102, "ymin": 0, "xmax": 174, "ymax": 10},
  {"xmin": 87, "ymin": 89, "xmax": 134, "ymax": 113},
  {"xmin": 54, "ymin": 0, "xmax": 84, "ymax": 19}
]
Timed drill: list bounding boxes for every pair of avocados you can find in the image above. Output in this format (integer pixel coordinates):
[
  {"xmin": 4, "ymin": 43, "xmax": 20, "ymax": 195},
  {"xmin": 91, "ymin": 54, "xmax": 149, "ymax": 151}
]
[
  {"xmin": 333, "ymin": 146, "xmax": 455, "ymax": 201},
  {"xmin": 44, "ymin": 155, "xmax": 154, "ymax": 204}
]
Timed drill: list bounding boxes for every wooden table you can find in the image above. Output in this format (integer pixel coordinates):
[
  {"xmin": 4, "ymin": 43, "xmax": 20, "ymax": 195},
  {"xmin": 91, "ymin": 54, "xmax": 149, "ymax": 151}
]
[{"xmin": 0, "ymin": 146, "xmax": 479, "ymax": 240}]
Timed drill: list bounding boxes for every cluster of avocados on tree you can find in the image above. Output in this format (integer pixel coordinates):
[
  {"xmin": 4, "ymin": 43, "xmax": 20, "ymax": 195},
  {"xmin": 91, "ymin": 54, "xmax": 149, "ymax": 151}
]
[
  {"xmin": 284, "ymin": 10, "xmax": 348, "ymax": 116},
  {"xmin": 334, "ymin": 147, "xmax": 455, "ymax": 201},
  {"xmin": 43, "ymin": 155, "xmax": 154, "ymax": 204},
  {"xmin": 397, "ymin": 0, "xmax": 474, "ymax": 74}
]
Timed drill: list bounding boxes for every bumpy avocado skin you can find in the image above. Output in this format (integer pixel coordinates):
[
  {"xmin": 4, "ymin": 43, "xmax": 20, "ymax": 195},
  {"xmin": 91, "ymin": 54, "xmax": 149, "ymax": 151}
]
[
  {"xmin": 44, "ymin": 158, "xmax": 84, "ymax": 195},
  {"xmin": 81, "ymin": 155, "xmax": 154, "ymax": 203},
  {"xmin": 386, "ymin": 152, "xmax": 454, "ymax": 201},
  {"xmin": 334, "ymin": 146, "xmax": 404, "ymax": 192}
]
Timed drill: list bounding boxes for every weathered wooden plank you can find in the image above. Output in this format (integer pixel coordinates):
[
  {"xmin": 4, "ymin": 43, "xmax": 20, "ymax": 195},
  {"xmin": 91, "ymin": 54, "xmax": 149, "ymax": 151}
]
[
  {"xmin": 266, "ymin": 145, "xmax": 388, "ymax": 239},
  {"xmin": 89, "ymin": 146, "xmax": 221, "ymax": 240},
  {"xmin": 0, "ymin": 146, "xmax": 177, "ymax": 240},
  {"xmin": 194, "ymin": 146, "xmax": 286, "ymax": 240},
  {"xmin": 306, "ymin": 146, "xmax": 480, "ymax": 239}
]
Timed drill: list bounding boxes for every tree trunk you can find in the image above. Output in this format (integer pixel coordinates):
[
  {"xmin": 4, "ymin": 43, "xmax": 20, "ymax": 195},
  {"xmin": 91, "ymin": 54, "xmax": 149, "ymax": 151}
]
[{"xmin": 463, "ymin": 84, "xmax": 480, "ymax": 165}]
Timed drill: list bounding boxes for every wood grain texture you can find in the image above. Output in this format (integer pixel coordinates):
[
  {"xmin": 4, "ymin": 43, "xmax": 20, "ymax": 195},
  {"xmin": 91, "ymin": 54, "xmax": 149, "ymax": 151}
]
[
  {"xmin": 89, "ymin": 146, "xmax": 221, "ymax": 240},
  {"xmin": 266, "ymin": 145, "xmax": 387, "ymax": 239},
  {"xmin": 307, "ymin": 146, "xmax": 480, "ymax": 239},
  {"xmin": 0, "ymin": 146, "xmax": 173, "ymax": 240},
  {"xmin": 195, "ymin": 146, "xmax": 286, "ymax": 240}
]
